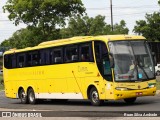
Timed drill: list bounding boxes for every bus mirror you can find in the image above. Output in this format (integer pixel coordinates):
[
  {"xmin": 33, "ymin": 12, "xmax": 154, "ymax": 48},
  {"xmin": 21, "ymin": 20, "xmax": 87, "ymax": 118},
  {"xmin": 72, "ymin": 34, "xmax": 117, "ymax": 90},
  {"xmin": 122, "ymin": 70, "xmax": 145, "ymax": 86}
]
[{"xmin": 109, "ymin": 53, "xmax": 114, "ymax": 68}]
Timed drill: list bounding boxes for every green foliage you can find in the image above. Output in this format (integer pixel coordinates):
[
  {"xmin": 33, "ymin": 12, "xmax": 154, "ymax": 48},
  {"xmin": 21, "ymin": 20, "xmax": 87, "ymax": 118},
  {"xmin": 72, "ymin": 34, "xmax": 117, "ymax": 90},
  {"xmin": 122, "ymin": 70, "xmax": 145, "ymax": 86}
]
[
  {"xmin": 2, "ymin": 0, "xmax": 86, "ymax": 49},
  {"xmin": 60, "ymin": 15, "xmax": 108, "ymax": 37},
  {"xmin": 112, "ymin": 20, "xmax": 129, "ymax": 34},
  {"xmin": 1, "ymin": 27, "xmax": 61, "ymax": 49},
  {"xmin": 0, "ymin": 82, "xmax": 3, "ymax": 91},
  {"xmin": 0, "ymin": 85, "xmax": 3, "ymax": 91},
  {"xmin": 60, "ymin": 15, "xmax": 129, "ymax": 38},
  {"xmin": 3, "ymin": 0, "xmax": 85, "ymax": 27},
  {"xmin": 0, "ymin": 75, "xmax": 3, "ymax": 91},
  {"xmin": 3, "ymin": 0, "xmax": 86, "ymax": 40},
  {"xmin": 1, "ymin": 15, "xmax": 129, "ymax": 49},
  {"xmin": 133, "ymin": 12, "xmax": 160, "ymax": 41},
  {"xmin": 2, "ymin": 0, "xmax": 129, "ymax": 49},
  {"xmin": 156, "ymin": 81, "xmax": 160, "ymax": 90}
]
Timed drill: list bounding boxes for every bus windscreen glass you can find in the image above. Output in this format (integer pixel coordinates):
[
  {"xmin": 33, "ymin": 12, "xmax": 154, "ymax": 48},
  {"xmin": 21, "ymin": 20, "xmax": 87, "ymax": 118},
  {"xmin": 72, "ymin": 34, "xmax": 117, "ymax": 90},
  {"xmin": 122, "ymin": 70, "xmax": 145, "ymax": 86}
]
[{"xmin": 109, "ymin": 40, "xmax": 155, "ymax": 82}]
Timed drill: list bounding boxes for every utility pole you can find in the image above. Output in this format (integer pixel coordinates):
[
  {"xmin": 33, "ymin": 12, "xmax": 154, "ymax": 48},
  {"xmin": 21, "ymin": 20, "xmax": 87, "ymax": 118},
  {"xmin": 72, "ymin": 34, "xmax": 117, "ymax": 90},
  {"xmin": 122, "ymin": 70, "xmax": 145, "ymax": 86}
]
[{"xmin": 110, "ymin": 0, "xmax": 113, "ymax": 31}]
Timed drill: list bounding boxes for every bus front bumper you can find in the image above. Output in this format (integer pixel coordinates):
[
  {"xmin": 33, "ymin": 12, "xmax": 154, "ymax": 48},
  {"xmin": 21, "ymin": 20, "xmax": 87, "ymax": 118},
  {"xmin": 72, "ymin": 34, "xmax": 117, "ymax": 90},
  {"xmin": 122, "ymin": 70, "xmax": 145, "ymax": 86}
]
[{"xmin": 113, "ymin": 87, "xmax": 156, "ymax": 100}]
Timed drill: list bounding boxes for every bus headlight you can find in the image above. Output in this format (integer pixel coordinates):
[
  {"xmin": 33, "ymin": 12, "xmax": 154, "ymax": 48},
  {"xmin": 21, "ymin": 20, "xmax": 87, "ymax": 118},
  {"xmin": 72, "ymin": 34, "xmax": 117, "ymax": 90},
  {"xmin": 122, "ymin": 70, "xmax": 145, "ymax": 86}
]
[
  {"xmin": 115, "ymin": 87, "xmax": 128, "ymax": 91},
  {"xmin": 148, "ymin": 85, "xmax": 155, "ymax": 88}
]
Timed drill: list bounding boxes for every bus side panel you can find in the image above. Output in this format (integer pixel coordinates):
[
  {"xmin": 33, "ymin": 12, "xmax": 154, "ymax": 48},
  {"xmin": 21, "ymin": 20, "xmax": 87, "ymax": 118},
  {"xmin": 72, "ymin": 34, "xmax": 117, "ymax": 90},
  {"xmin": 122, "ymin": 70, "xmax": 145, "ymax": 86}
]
[
  {"xmin": 74, "ymin": 62, "xmax": 107, "ymax": 100},
  {"xmin": 3, "ymin": 69, "xmax": 15, "ymax": 98},
  {"xmin": 4, "ymin": 81, "xmax": 13, "ymax": 98}
]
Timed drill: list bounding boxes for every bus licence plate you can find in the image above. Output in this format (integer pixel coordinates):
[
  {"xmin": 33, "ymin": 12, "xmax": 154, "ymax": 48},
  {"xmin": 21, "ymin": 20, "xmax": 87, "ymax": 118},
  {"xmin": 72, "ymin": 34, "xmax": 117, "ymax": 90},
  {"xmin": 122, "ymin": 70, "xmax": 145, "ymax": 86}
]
[{"xmin": 136, "ymin": 92, "xmax": 143, "ymax": 96}]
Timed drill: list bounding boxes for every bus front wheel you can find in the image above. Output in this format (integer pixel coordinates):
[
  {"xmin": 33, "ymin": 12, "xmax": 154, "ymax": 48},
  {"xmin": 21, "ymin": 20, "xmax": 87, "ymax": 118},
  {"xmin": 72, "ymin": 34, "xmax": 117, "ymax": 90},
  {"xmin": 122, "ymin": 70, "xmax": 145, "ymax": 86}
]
[
  {"xmin": 28, "ymin": 88, "xmax": 36, "ymax": 104},
  {"xmin": 124, "ymin": 97, "xmax": 137, "ymax": 104},
  {"xmin": 19, "ymin": 89, "xmax": 28, "ymax": 104},
  {"xmin": 89, "ymin": 87, "xmax": 104, "ymax": 106}
]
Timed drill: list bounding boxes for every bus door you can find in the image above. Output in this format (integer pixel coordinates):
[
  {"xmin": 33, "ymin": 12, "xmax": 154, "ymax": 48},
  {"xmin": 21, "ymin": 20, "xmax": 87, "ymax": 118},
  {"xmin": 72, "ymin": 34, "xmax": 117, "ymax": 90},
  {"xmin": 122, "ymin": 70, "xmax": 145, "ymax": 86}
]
[{"xmin": 94, "ymin": 41, "xmax": 114, "ymax": 99}]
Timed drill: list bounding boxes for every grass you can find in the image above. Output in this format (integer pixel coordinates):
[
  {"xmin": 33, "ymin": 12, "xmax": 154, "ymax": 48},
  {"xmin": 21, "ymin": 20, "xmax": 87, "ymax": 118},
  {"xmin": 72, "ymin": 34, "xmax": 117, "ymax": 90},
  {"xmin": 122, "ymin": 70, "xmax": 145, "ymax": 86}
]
[
  {"xmin": 0, "ymin": 75, "xmax": 4, "ymax": 91},
  {"xmin": 0, "ymin": 84, "xmax": 3, "ymax": 91},
  {"xmin": 156, "ymin": 81, "xmax": 160, "ymax": 90}
]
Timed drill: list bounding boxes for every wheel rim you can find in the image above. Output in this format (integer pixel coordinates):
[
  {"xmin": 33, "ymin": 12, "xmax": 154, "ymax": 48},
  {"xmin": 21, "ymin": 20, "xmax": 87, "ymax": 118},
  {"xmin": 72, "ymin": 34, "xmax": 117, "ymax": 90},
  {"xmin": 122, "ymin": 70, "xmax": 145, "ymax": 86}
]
[
  {"xmin": 29, "ymin": 91, "xmax": 34, "ymax": 102},
  {"xmin": 20, "ymin": 90, "xmax": 26, "ymax": 101},
  {"xmin": 91, "ymin": 91, "xmax": 99, "ymax": 103}
]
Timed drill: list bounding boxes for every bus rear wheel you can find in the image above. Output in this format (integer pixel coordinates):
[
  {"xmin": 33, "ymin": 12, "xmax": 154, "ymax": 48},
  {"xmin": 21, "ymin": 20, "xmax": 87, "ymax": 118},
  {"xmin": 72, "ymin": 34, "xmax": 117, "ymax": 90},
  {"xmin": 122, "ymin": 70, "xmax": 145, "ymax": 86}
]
[
  {"xmin": 89, "ymin": 87, "xmax": 104, "ymax": 106},
  {"xmin": 124, "ymin": 97, "xmax": 137, "ymax": 104},
  {"xmin": 19, "ymin": 89, "xmax": 28, "ymax": 104},
  {"xmin": 28, "ymin": 88, "xmax": 36, "ymax": 104}
]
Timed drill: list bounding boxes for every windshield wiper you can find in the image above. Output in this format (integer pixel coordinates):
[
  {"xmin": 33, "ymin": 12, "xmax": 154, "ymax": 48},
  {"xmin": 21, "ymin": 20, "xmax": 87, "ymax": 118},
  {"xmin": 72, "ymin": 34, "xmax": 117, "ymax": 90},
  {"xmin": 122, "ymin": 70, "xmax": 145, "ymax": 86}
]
[
  {"xmin": 137, "ymin": 65, "xmax": 149, "ymax": 79},
  {"xmin": 136, "ymin": 60, "xmax": 149, "ymax": 80},
  {"xmin": 128, "ymin": 60, "xmax": 149, "ymax": 81}
]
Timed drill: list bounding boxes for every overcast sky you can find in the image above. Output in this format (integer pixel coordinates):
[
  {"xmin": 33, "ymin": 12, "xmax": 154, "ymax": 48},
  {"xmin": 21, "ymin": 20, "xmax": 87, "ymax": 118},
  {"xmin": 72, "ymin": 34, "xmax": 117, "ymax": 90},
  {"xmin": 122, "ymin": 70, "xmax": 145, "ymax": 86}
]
[{"xmin": 0, "ymin": 0, "xmax": 159, "ymax": 43}]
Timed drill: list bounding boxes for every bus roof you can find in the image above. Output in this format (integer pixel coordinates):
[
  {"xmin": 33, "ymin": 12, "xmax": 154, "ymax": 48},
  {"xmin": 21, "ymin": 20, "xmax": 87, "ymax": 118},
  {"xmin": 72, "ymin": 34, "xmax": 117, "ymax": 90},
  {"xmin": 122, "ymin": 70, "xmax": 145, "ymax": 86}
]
[
  {"xmin": 4, "ymin": 35, "xmax": 146, "ymax": 54},
  {"xmin": 39, "ymin": 35, "xmax": 145, "ymax": 46}
]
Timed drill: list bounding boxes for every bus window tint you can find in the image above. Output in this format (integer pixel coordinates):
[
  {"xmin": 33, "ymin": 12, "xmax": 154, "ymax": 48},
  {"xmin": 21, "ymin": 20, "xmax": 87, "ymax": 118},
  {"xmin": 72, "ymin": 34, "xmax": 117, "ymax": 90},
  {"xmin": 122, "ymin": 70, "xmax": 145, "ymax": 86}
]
[
  {"xmin": 95, "ymin": 41, "xmax": 108, "ymax": 58},
  {"xmin": 17, "ymin": 54, "xmax": 25, "ymax": 68},
  {"xmin": 40, "ymin": 49, "xmax": 50, "ymax": 65},
  {"xmin": 11, "ymin": 54, "xmax": 17, "ymax": 68},
  {"xmin": 53, "ymin": 49, "xmax": 62, "ymax": 64},
  {"xmin": 32, "ymin": 52, "xmax": 40, "ymax": 66},
  {"xmin": 94, "ymin": 42, "xmax": 101, "ymax": 62},
  {"xmin": 65, "ymin": 46, "xmax": 78, "ymax": 62},
  {"xmin": 80, "ymin": 43, "xmax": 93, "ymax": 62},
  {"xmin": 94, "ymin": 41, "xmax": 103, "ymax": 74},
  {"xmin": 4, "ymin": 55, "xmax": 12, "ymax": 69},
  {"xmin": 50, "ymin": 50, "xmax": 54, "ymax": 64},
  {"xmin": 26, "ymin": 53, "xmax": 32, "ymax": 67},
  {"xmin": 94, "ymin": 41, "xmax": 112, "ymax": 81}
]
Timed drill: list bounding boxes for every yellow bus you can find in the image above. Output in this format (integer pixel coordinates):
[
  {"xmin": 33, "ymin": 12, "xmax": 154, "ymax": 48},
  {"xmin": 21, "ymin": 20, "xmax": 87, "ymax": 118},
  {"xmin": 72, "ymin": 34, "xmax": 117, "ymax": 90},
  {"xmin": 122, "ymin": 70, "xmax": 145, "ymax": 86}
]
[{"xmin": 3, "ymin": 35, "xmax": 156, "ymax": 106}]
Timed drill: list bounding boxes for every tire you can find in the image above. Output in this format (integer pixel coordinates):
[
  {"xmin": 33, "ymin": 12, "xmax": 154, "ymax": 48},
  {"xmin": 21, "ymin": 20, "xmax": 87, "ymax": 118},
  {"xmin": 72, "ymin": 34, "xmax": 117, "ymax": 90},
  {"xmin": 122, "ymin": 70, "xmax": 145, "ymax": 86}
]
[
  {"xmin": 124, "ymin": 97, "xmax": 137, "ymax": 104},
  {"xmin": 19, "ymin": 89, "xmax": 28, "ymax": 104},
  {"xmin": 28, "ymin": 88, "xmax": 36, "ymax": 104},
  {"xmin": 89, "ymin": 87, "xmax": 104, "ymax": 106}
]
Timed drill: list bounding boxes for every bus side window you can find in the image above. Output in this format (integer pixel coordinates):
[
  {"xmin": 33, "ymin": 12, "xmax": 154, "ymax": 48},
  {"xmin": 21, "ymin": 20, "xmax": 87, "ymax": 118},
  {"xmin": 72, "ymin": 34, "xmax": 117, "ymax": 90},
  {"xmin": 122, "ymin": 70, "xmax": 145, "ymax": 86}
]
[
  {"xmin": 79, "ymin": 42, "xmax": 93, "ymax": 62},
  {"xmin": 26, "ymin": 53, "xmax": 32, "ymax": 67},
  {"xmin": 50, "ymin": 49, "xmax": 54, "ymax": 64},
  {"xmin": 65, "ymin": 45, "xmax": 78, "ymax": 62},
  {"xmin": 11, "ymin": 54, "xmax": 17, "ymax": 68},
  {"xmin": 94, "ymin": 41, "xmax": 112, "ymax": 81},
  {"xmin": 94, "ymin": 41, "xmax": 103, "ymax": 74},
  {"xmin": 95, "ymin": 41, "xmax": 108, "ymax": 58},
  {"xmin": 17, "ymin": 54, "xmax": 25, "ymax": 68},
  {"xmin": 4, "ymin": 55, "xmax": 12, "ymax": 69},
  {"xmin": 94, "ymin": 42, "xmax": 101, "ymax": 62},
  {"xmin": 4, "ymin": 54, "xmax": 17, "ymax": 69},
  {"xmin": 40, "ymin": 49, "xmax": 50, "ymax": 65},
  {"xmin": 53, "ymin": 48, "xmax": 63, "ymax": 64},
  {"xmin": 32, "ymin": 52, "xmax": 40, "ymax": 66}
]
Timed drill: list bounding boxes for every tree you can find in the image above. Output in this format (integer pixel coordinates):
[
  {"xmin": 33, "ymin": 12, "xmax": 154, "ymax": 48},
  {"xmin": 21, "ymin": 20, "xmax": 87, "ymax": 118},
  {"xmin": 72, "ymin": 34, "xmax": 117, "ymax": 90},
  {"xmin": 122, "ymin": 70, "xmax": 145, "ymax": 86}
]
[
  {"xmin": 1, "ymin": 26, "xmax": 62, "ymax": 49},
  {"xmin": 65, "ymin": 15, "xmax": 108, "ymax": 36},
  {"xmin": 133, "ymin": 12, "xmax": 160, "ymax": 41},
  {"xmin": 1, "ymin": 14, "xmax": 129, "ymax": 49},
  {"xmin": 133, "ymin": 0, "xmax": 160, "ymax": 42},
  {"xmin": 1, "ymin": 28, "xmax": 33, "ymax": 49},
  {"xmin": 112, "ymin": 20, "xmax": 129, "ymax": 34},
  {"xmin": 60, "ymin": 15, "xmax": 129, "ymax": 38},
  {"xmin": 3, "ymin": 0, "xmax": 86, "ymax": 38}
]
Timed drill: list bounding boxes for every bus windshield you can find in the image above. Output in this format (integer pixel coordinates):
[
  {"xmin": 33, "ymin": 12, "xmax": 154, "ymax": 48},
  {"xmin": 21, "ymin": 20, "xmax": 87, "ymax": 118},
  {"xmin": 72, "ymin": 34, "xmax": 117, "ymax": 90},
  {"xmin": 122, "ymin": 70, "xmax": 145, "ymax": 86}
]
[{"xmin": 109, "ymin": 40, "xmax": 155, "ymax": 82}]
